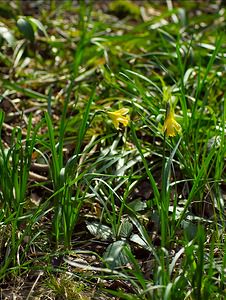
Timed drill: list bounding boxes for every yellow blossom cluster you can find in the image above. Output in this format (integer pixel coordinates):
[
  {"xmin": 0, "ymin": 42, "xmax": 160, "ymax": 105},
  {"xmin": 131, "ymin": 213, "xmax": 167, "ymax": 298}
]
[{"xmin": 106, "ymin": 103, "xmax": 181, "ymax": 138}]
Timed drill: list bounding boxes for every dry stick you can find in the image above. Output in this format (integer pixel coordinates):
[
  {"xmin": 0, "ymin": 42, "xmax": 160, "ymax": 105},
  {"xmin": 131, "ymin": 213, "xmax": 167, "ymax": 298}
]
[
  {"xmin": 28, "ymin": 171, "xmax": 48, "ymax": 182},
  {"xmin": 26, "ymin": 270, "xmax": 44, "ymax": 300},
  {"xmin": 30, "ymin": 162, "xmax": 49, "ymax": 172},
  {"xmin": 3, "ymin": 122, "xmax": 27, "ymax": 136}
]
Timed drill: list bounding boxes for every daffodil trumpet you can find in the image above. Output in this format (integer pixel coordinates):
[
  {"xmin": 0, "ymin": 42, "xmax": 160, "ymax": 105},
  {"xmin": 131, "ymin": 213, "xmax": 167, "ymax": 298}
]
[{"xmin": 162, "ymin": 103, "xmax": 181, "ymax": 137}]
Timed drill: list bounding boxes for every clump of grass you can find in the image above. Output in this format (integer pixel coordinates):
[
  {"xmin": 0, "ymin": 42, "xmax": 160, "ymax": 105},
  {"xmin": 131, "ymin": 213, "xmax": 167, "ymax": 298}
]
[
  {"xmin": 45, "ymin": 274, "xmax": 92, "ymax": 300},
  {"xmin": 109, "ymin": 0, "xmax": 141, "ymax": 19}
]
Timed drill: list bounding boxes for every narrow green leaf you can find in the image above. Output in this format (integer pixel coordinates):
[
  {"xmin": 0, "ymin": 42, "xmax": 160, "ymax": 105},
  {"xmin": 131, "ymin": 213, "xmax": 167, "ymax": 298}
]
[
  {"xmin": 3, "ymin": 80, "xmax": 48, "ymax": 100},
  {"xmin": 27, "ymin": 16, "xmax": 48, "ymax": 37},
  {"xmin": 131, "ymin": 122, "xmax": 160, "ymax": 205}
]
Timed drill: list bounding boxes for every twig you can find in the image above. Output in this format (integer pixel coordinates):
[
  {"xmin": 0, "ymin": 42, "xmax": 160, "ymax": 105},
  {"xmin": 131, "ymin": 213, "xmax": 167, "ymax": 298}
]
[{"xmin": 26, "ymin": 271, "xmax": 44, "ymax": 300}]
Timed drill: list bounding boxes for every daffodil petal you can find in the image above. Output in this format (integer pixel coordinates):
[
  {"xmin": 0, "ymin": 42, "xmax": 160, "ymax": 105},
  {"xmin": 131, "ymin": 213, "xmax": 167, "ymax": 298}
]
[
  {"xmin": 107, "ymin": 108, "xmax": 129, "ymax": 130},
  {"xmin": 117, "ymin": 108, "xmax": 129, "ymax": 115}
]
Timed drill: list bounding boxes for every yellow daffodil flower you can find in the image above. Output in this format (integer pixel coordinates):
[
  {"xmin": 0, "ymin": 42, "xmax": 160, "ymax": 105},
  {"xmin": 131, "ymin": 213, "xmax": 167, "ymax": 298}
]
[
  {"xmin": 163, "ymin": 109, "xmax": 181, "ymax": 137},
  {"xmin": 107, "ymin": 108, "xmax": 130, "ymax": 130}
]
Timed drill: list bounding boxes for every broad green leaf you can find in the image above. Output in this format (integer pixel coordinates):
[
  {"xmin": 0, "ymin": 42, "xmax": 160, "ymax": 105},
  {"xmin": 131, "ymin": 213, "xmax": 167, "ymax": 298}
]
[
  {"xmin": 130, "ymin": 233, "xmax": 148, "ymax": 248},
  {"xmin": 119, "ymin": 220, "xmax": 133, "ymax": 238},
  {"xmin": 127, "ymin": 199, "xmax": 147, "ymax": 212},
  {"xmin": 103, "ymin": 240, "xmax": 130, "ymax": 269},
  {"xmin": 17, "ymin": 18, "xmax": 34, "ymax": 42},
  {"xmin": 0, "ymin": 23, "xmax": 15, "ymax": 47},
  {"xmin": 86, "ymin": 221, "xmax": 112, "ymax": 241},
  {"xmin": 181, "ymin": 220, "xmax": 198, "ymax": 241}
]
